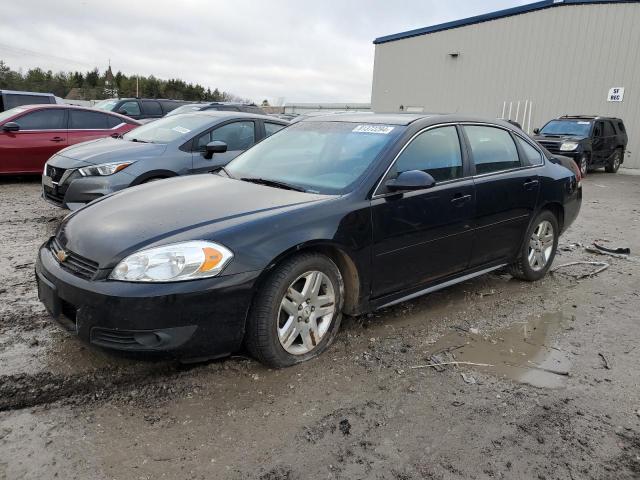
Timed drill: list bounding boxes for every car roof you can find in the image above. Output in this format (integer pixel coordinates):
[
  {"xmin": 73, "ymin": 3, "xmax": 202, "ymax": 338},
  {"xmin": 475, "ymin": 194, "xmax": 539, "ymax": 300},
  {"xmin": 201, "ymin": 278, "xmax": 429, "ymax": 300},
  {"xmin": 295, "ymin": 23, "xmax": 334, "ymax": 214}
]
[
  {"xmin": 176, "ymin": 110, "xmax": 287, "ymax": 122},
  {"xmin": 557, "ymin": 115, "xmax": 622, "ymax": 121},
  {"xmin": 297, "ymin": 112, "xmax": 519, "ymax": 128},
  {"xmin": 0, "ymin": 89, "xmax": 54, "ymax": 96}
]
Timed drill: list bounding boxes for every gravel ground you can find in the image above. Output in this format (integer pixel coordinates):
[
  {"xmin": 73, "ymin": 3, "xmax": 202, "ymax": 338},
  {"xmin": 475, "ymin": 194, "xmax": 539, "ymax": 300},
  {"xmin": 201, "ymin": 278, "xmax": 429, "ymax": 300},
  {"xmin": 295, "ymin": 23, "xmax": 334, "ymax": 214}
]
[{"xmin": 0, "ymin": 173, "xmax": 639, "ymax": 480}]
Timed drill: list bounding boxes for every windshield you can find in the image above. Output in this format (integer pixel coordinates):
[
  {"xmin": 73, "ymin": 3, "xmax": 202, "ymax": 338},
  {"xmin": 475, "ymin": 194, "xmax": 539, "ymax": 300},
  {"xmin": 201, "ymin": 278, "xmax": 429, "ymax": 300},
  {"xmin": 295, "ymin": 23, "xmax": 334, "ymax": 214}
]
[
  {"xmin": 122, "ymin": 114, "xmax": 213, "ymax": 143},
  {"xmin": 93, "ymin": 99, "xmax": 118, "ymax": 111},
  {"xmin": 540, "ymin": 120, "xmax": 592, "ymax": 137},
  {"xmin": 166, "ymin": 104, "xmax": 205, "ymax": 117},
  {"xmin": 225, "ymin": 121, "xmax": 403, "ymax": 194},
  {"xmin": 0, "ymin": 106, "xmax": 28, "ymax": 124}
]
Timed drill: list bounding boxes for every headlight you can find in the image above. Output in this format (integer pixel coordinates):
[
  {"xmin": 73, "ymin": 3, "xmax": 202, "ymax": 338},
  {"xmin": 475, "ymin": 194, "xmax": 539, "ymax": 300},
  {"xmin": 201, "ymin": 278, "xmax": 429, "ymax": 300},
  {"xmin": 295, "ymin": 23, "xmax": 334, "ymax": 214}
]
[
  {"xmin": 109, "ymin": 241, "xmax": 233, "ymax": 282},
  {"xmin": 78, "ymin": 161, "xmax": 133, "ymax": 176},
  {"xmin": 560, "ymin": 142, "xmax": 579, "ymax": 151}
]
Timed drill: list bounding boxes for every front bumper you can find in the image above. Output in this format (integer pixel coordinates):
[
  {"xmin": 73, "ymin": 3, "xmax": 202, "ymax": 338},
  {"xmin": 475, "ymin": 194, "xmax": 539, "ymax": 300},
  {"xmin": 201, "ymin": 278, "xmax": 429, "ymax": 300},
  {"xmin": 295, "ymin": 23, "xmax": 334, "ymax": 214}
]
[
  {"xmin": 42, "ymin": 170, "xmax": 133, "ymax": 210},
  {"xmin": 35, "ymin": 239, "xmax": 260, "ymax": 358}
]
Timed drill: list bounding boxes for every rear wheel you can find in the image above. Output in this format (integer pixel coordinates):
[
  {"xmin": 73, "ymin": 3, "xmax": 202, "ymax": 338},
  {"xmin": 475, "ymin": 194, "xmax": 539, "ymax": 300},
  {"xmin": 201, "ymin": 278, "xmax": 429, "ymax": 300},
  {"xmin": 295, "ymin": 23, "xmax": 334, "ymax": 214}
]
[
  {"xmin": 509, "ymin": 210, "xmax": 559, "ymax": 282},
  {"xmin": 605, "ymin": 149, "xmax": 622, "ymax": 173},
  {"xmin": 245, "ymin": 253, "xmax": 344, "ymax": 368}
]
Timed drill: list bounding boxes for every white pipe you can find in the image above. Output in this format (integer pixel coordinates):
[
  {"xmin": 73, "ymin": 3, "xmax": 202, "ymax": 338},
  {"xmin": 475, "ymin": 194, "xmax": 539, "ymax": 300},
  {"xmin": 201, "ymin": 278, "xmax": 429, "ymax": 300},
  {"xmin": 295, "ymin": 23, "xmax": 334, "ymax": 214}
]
[
  {"xmin": 521, "ymin": 100, "xmax": 528, "ymax": 129},
  {"xmin": 527, "ymin": 101, "xmax": 533, "ymax": 134},
  {"xmin": 501, "ymin": 101, "xmax": 506, "ymax": 119},
  {"xmin": 508, "ymin": 102, "xmax": 513, "ymax": 120},
  {"xmin": 515, "ymin": 101, "xmax": 521, "ymax": 124}
]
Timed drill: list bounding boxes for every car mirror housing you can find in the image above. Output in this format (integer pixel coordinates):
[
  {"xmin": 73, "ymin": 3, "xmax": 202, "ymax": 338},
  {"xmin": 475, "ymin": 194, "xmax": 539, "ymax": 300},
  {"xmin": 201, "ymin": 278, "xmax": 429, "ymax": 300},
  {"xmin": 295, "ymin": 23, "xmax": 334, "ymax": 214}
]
[
  {"xmin": 2, "ymin": 122, "xmax": 20, "ymax": 132},
  {"xmin": 204, "ymin": 141, "xmax": 228, "ymax": 159},
  {"xmin": 533, "ymin": 128, "xmax": 540, "ymax": 135},
  {"xmin": 385, "ymin": 170, "xmax": 436, "ymax": 192}
]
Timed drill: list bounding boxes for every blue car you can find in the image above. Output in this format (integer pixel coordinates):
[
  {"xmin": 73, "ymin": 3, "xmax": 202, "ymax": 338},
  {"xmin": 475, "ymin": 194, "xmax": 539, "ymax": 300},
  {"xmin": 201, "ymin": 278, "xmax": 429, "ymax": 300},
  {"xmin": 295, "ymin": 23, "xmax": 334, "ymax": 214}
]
[{"xmin": 42, "ymin": 111, "xmax": 288, "ymax": 209}]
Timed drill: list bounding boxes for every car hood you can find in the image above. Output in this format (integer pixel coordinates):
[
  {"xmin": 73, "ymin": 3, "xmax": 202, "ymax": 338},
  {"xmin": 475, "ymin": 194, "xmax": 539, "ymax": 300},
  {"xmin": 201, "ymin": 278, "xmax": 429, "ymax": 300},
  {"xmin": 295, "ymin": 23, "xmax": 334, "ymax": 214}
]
[
  {"xmin": 51, "ymin": 138, "xmax": 167, "ymax": 168},
  {"xmin": 57, "ymin": 174, "xmax": 332, "ymax": 268},
  {"xmin": 533, "ymin": 134, "xmax": 586, "ymax": 143}
]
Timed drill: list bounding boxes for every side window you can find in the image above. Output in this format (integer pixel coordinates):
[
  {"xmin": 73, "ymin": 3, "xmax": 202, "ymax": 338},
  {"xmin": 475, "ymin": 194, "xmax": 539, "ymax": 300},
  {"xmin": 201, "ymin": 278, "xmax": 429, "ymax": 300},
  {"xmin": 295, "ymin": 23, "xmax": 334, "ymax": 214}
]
[
  {"xmin": 464, "ymin": 126, "xmax": 520, "ymax": 174},
  {"xmin": 617, "ymin": 122, "xmax": 626, "ymax": 134},
  {"xmin": 515, "ymin": 136, "xmax": 543, "ymax": 166},
  {"xmin": 593, "ymin": 121, "xmax": 604, "ymax": 137},
  {"xmin": 118, "ymin": 101, "xmax": 141, "ymax": 116},
  {"xmin": 265, "ymin": 122, "xmax": 285, "ymax": 137},
  {"xmin": 69, "ymin": 110, "xmax": 111, "ymax": 129},
  {"xmin": 107, "ymin": 115, "xmax": 125, "ymax": 128},
  {"xmin": 394, "ymin": 126, "xmax": 463, "ymax": 182},
  {"xmin": 603, "ymin": 121, "xmax": 616, "ymax": 137},
  {"xmin": 143, "ymin": 101, "xmax": 162, "ymax": 116},
  {"xmin": 14, "ymin": 109, "xmax": 66, "ymax": 130},
  {"xmin": 4, "ymin": 94, "xmax": 53, "ymax": 109},
  {"xmin": 206, "ymin": 121, "xmax": 255, "ymax": 151},
  {"xmin": 161, "ymin": 102, "xmax": 182, "ymax": 113}
]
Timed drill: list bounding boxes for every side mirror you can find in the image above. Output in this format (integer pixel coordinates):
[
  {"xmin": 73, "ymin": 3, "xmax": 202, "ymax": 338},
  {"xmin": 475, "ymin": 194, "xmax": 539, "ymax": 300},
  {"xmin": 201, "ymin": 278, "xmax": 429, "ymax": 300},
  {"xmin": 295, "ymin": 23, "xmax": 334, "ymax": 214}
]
[
  {"xmin": 204, "ymin": 141, "xmax": 228, "ymax": 159},
  {"xmin": 533, "ymin": 128, "xmax": 540, "ymax": 135},
  {"xmin": 117, "ymin": 109, "xmax": 130, "ymax": 116},
  {"xmin": 2, "ymin": 122, "xmax": 20, "ymax": 132},
  {"xmin": 385, "ymin": 170, "xmax": 436, "ymax": 192}
]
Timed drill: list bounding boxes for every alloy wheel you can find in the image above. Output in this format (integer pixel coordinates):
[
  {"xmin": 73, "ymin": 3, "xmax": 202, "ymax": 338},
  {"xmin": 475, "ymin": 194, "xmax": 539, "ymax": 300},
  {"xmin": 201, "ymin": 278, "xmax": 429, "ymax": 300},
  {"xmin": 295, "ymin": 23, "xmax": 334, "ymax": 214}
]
[
  {"xmin": 528, "ymin": 220, "xmax": 555, "ymax": 271},
  {"xmin": 612, "ymin": 152, "xmax": 621, "ymax": 170},
  {"xmin": 277, "ymin": 271, "xmax": 336, "ymax": 355},
  {"xmin": 579, "ymin": 156, "xmax": 588, "ymax": 177}
]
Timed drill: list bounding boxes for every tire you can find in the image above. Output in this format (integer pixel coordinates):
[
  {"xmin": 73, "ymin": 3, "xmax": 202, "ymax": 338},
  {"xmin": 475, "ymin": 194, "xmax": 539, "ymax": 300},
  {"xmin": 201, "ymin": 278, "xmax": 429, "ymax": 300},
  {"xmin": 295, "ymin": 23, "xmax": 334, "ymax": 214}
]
[
  {"xmin": 509, "ymin": 210, "xmax": 559, "ymax": 282},
  {"xmin": 605, "ymin": 149, "xmax": 622, "ymax": 173},
  {"xmin": 576, "ymin": 154, "xmax": 588, "ymax": 178},
  {"xmin": 245, "ymin": 253, "xmax": 344, "ymax": 368}
]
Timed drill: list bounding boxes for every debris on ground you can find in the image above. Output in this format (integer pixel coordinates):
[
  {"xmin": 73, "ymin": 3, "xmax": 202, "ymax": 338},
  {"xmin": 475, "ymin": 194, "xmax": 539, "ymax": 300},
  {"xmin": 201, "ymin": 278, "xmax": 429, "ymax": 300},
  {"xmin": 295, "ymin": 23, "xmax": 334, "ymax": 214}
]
[
  {"xmin": 551, "ymin": 261, "xmax": 609, "ymax": 279},
  {"xmin": 461, "ymin": 372, "xmax": 477, "ymax": 384},
  {"xmin": 592, "ymin": 242, "xmax": 631, "ymax": 256},
  {"xmin": 410, "ymin": 361, "xmax": 494, "ymax": 370},
  {"xmin": 338, "ymin": 419, "xmax": 351, "ymax": 436},
  {"xmin": 598, "ymin": 353, "xmax": 611, "ymax": 370}
]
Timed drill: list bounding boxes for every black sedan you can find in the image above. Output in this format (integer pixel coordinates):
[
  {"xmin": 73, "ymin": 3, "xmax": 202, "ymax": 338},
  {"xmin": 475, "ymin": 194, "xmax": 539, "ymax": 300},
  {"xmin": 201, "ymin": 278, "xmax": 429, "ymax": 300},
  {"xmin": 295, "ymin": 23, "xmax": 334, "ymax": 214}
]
[{"xmin": 35, "ymin": 114, "xmax": 581, "ymax": 367}]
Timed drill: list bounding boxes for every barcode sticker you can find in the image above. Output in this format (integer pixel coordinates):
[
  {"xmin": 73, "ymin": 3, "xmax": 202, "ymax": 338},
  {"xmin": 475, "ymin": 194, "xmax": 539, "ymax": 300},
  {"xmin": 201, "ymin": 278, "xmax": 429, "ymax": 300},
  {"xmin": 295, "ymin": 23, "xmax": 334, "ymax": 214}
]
[{"xmin": 352, "ymin": 125, "xmax": 395, "ymax": 134}]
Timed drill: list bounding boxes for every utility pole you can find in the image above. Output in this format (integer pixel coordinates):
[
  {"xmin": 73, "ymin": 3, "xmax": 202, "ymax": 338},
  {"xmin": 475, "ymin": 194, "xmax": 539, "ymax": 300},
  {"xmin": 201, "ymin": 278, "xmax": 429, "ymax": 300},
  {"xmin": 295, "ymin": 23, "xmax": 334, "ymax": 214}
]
[{"xmin": 136, "ymin": 76, "xmax": 139, "ymax": 97}]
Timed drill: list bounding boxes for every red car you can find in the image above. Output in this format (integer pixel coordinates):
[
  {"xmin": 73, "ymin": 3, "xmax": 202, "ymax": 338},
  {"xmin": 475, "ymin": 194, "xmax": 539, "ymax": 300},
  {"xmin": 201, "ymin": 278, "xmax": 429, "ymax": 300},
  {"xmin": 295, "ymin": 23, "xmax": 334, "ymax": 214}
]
[{"xmin": 0, "ymin": 104, "xmax": 140, "ymax": 175}]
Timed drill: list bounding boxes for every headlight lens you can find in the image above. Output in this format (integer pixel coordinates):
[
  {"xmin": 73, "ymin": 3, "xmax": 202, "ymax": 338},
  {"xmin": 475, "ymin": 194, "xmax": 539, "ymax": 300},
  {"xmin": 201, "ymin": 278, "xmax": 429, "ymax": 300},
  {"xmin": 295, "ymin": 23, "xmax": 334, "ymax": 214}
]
[
  {"xmin": 109, "ymin": 241, "xmax": 233, "ymax": 282},
  {"xmin": 78, "ymin": 161, "xmax": 133, "ymax": 176},
  {"xmin": 560, "ymin": 142, "xmax": 579, "ymax": 151}
]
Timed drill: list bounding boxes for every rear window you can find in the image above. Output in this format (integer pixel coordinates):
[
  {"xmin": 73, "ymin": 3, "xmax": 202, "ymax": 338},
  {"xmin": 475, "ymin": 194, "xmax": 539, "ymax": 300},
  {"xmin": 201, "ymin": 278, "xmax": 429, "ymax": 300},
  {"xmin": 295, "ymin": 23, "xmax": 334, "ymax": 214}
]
[
  {"xmin": 3, "ymin": 93, "xmax": 54, "ymax": 110},
  {"xmin": 617, "ymin": 121, "xmax": 626, "ymax": 134},
  {"xmin": 160, "ymin": 102, "xmax": 184, "ymax": 113},
  {"xmin": 143, "ymin": 101, "xmax": 163, "ymax": 116}
]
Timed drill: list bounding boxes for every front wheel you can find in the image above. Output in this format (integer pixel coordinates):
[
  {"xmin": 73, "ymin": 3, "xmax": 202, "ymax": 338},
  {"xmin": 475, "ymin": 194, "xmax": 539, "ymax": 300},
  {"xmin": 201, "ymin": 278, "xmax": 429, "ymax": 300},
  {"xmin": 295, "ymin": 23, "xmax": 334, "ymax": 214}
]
[
  {"xmin": 245, "ymin": 253, "xmax": 344, "ymax": 368},
  {"xmin": 509, "ymin": 211, "xmax": 559, "ymax": 282},
  {"xmin": 605, "ymin": 149, "xmax": 622, "ymax": 173},
  {"xmin": 577, "ymin": 154, "xmax": 589, "ymax": 178}
]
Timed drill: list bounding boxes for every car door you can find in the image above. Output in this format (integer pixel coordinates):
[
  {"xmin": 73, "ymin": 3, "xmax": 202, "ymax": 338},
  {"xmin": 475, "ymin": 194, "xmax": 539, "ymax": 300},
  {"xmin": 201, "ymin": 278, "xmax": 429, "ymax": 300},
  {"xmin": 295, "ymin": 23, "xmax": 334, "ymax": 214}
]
[
  {"xmin": 602, "ymin": 120, "xmax": 617, "ymax": 163},
  {"xmin": 371, "ymin": 125, "xmax": 476, "ymax": 297},
  {"xmin": 463, "ymin": 124, "xmax": 540, "ymax": 267},
  {"xmin": 68, "ymin": 109, "xmax": 120, "ymax": 145},
  {"xmin": 0, "ymin": 108, "xmax": 68, "ymax": 173},
  {"xmin": 591, "ymin": 121, "xmax": 606, "ymax": 166},
  {"xmin": 141, "ymin": 100, "xmax": 163, "ymax": 120},
  {"xmin": 191, "ymin": 120, "xmax": 257, "ymax": 173}
]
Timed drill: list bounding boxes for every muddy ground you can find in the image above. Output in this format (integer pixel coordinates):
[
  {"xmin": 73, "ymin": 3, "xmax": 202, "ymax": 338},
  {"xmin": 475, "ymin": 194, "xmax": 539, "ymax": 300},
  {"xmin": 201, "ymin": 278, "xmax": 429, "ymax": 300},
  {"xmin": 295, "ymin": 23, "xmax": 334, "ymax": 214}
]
[{"xmin": 0, "ymin": 173, "xmax": 639, "ymax": 480}]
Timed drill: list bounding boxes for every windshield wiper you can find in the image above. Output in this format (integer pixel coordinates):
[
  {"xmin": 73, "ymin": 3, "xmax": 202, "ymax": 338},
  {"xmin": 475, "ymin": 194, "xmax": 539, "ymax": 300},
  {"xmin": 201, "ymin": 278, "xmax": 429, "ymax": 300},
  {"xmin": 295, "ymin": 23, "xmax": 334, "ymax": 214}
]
[
  {"xmin": 240, "ymin": 177, "xmax": 307, "ymax": 192},
  {"xmin": 130, "ymin": 138, "xmax": 150, "ymax": 143}
]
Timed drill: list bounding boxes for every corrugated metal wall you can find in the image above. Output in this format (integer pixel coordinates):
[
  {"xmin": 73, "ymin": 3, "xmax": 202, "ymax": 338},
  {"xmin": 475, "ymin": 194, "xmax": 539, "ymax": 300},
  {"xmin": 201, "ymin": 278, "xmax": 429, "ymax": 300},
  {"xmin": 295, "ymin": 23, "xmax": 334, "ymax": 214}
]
[{"xmin": 371, "ymin": 2, "xmax": 640, "ymax": 168}]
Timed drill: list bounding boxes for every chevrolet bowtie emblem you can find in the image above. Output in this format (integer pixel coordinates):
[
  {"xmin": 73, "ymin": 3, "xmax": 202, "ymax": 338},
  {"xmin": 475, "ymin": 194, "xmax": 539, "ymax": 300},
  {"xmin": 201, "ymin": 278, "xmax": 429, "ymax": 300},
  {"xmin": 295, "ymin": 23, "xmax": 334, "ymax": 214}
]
[{"xmin": 56, "ymin": 249, "xmax": 69, "ymax": 262}]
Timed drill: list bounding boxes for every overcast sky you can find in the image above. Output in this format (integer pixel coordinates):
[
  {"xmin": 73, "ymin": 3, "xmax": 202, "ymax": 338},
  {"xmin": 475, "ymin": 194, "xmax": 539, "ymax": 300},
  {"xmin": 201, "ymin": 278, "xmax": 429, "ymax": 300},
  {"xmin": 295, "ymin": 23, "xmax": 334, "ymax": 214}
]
[{"xmin": 1, "ymin": 0, "xmax": 530, "ymax": 104}]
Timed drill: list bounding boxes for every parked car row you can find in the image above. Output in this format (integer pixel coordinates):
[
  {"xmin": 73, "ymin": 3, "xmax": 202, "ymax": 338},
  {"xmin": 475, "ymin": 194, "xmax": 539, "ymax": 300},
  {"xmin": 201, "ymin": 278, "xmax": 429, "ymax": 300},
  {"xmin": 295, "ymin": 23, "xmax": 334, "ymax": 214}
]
[{"xmin": 34, "ymin": 113, "xmax": 582, "ymax": 367}]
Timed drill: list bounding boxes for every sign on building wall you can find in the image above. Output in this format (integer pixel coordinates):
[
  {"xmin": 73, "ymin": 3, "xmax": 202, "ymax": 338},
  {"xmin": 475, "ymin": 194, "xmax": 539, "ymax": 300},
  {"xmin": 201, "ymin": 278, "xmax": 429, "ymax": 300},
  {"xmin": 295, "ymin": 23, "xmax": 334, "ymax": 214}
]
[{"xmin": 607, "ymin": 87, "xmax": 624, "ymax": 102}]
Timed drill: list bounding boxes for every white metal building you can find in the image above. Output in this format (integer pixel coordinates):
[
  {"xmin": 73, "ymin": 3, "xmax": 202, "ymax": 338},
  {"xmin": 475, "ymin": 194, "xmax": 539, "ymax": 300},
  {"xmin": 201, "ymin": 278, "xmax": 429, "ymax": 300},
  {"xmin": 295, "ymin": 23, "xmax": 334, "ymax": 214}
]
[{"xmin": 371, "ymin": 0, "xmax": 640, "ymax": 168}]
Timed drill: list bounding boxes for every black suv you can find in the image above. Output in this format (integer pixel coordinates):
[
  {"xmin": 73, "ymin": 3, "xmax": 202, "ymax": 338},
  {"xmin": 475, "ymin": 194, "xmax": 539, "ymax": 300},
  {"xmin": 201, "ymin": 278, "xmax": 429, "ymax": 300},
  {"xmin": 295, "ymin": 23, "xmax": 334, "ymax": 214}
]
[
  {"xmin": 0, "ymin": 89, "xmax": 56, "ymax": 112},
  {"xmin": 93, "ymin": 98, "xmax": 192, "ymax": 121},
  {"xmin": 165, "ymin": 102, "xmax": 267, "ymax": 117},
  {"xmin": 533, "ymin": 116, "xmax": 627, "ymax": 176}
]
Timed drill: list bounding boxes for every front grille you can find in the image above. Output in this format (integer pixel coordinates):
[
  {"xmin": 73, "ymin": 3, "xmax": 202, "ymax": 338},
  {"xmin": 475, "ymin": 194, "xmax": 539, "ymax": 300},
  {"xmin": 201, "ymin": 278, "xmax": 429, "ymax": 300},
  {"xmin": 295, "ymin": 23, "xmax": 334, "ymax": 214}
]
[
  {"xmin": 49, "ymin": 237, "xmax": 99, "ymax": 280},
  {"xmin": 46, "ymin": 165, "xmax": 66, "ymax": 182},
  {"xmin": 538, "ymin": 141, "xmax": 561, "ymax": 153},
  {"xmin": 43, "ymin": 186, "xmax": 64, "ymax": 205}
]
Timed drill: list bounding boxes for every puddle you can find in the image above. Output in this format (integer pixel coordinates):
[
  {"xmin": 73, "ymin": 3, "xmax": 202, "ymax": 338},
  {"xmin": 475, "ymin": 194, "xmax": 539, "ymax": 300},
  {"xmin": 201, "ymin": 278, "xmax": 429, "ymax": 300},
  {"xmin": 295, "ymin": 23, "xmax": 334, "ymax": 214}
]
[{"xmin": 428, "ymin": 312, "xmax": 574, "ymax": 388}]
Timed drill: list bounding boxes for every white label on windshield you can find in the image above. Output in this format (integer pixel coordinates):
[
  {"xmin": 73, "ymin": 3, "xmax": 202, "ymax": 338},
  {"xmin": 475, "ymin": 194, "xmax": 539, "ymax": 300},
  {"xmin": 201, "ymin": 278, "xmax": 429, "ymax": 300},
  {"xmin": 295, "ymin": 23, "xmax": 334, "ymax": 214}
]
[
  {"xmin": 352, "ymin": 125, "xmax": 395, "ymax": 134},
  {"xmin": 172, "ymin": 126, "xmax": 191, "ymax": 134},
  {"xmin": 578, "ymin": 121, "xmax": 590, "ymax": 125}
]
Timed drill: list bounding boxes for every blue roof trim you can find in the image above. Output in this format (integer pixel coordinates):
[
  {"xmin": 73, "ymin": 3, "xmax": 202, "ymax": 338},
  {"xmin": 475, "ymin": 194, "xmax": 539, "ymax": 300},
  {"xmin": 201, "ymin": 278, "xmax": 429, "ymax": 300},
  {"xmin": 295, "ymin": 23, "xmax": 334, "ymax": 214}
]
[{"xmin": 373, "ymin": 0, "xmax": 639, "ymax": 44}]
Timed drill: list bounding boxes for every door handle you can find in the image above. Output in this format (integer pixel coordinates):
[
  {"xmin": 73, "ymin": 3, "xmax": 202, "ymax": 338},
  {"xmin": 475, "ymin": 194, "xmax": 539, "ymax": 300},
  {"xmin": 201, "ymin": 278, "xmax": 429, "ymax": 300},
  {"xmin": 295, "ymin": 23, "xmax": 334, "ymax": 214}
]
[
  {"xmin": 523, "ymin": 178, "xmax": 539, "ymax": 190},
  {"xmin": 451, "ymin": 193, "xmax": 472, "ymax": 206},
  {"xmin": 50, "ymin": 137, "xmax": 65, "ymax": 142}
]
